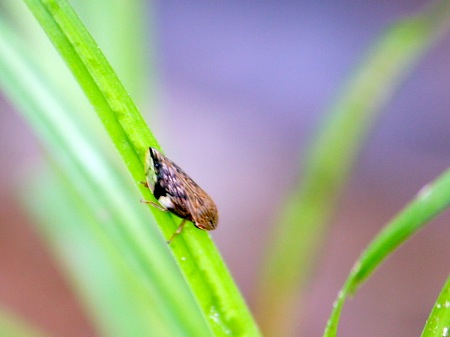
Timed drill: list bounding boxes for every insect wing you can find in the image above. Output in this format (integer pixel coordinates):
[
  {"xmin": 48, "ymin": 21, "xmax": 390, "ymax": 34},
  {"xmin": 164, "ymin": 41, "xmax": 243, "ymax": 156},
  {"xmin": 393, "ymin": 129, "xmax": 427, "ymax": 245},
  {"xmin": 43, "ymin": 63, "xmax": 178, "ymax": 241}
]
[
  {"xmin": 145, "ymin": 147, "xmax": 218, "ymax": 231},
  {"xmin": 170, "ymin": 163, "xmax": 219, "ymax": 230},
  {"xmin": 147, "ymin": 148, "xmax": 193, "ymax": 221}
]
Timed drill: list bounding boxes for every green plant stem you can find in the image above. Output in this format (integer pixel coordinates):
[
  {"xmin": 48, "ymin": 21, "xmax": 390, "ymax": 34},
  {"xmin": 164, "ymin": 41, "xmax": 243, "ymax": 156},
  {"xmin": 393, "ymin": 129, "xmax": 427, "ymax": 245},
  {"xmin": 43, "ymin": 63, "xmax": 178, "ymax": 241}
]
[
  {"xmin": 22, "ymin": 0, "xmax": 260, "ymax": 335},
  {"xmin": 25, "ymin": 168, "xmax": 195, "ymax": 337},
  {"xmin": 0, "ymin": 14, "xmax": 210, "ymax": 336},
  {"xmin": 420, "ymin": 275, "xmax": 450, "ymax": 337},
  {"xmin": 0, "ymin": 307, "xmax": 48, "ymax": 337},
  {"xmin": 255, "ymin": 1, "xmax": 450, "ymax": 336},
  {"xmin": 324, "ymin": 168, "xmax": 450, "ymax": 336}
]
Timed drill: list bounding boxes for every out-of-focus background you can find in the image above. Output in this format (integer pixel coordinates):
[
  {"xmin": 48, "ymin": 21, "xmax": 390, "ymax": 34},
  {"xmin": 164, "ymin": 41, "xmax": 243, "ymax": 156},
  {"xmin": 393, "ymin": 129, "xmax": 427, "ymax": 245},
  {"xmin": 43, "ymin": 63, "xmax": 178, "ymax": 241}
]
[{"xmin": 1, "ymin": 1, "xmax": 450, "ymax": 336}]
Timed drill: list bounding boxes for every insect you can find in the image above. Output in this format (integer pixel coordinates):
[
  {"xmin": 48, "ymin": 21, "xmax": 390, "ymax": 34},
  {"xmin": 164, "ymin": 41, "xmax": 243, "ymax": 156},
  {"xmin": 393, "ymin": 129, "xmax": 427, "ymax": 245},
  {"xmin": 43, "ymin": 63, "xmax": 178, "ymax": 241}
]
[{"xmin": 141, "ymin": 147, "xmax": 218, "ymax": 243}]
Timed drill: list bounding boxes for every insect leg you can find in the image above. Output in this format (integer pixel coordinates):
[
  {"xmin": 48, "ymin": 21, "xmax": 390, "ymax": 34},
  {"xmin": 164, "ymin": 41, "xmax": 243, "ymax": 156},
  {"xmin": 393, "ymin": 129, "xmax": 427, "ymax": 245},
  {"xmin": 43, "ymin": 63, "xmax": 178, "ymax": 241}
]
[
  {"xmin": 167, "ymin": 219, "xmax": 187, "ymax": 244},
  {"xmin": 140, "ymin": 199, "xmax": 168, "ymax": 211}
]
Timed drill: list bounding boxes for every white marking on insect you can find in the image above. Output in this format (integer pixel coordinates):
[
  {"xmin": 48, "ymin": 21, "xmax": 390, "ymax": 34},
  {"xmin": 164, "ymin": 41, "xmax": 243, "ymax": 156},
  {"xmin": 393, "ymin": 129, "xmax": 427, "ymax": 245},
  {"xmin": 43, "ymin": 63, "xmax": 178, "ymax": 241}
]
[{"xmin": 158, "ymin": 196, "xmax": 174, "ymax": 209}]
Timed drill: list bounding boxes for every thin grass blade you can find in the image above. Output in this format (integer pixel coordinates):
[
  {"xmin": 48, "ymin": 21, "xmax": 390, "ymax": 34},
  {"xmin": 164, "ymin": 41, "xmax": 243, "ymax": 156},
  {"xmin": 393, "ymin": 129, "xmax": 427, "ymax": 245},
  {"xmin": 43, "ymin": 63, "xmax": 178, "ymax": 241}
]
[
  {"xmin": 256, "ymin": 1, "xmax": 450, "ymax": 335},
  {"xmin": 0, "ymin": 15, "xmax": 211, "ymax": 337},
  {"xmin": 23, "ymin": 168, "xmax": 192, "ymax": 337},
  {"xmin": 420, "ymin": 275, "xmax": 450, "ymax": 337},
  {"xmin": 324, "ymin": 168, "xmax": 450, "ymax": 336},
  {"xmin": 0, "ymin": 307, "xmax": 49, "ymax": 337},
  {"xmin": 20, "ymin": 0, "xmax": 260, "ymax": 335}
]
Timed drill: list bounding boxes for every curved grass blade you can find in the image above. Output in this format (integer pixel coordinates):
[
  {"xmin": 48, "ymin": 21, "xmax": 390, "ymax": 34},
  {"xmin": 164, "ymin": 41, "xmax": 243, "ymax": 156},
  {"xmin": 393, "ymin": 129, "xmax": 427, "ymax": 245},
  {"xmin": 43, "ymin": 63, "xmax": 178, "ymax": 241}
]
[
  {"xmin": 24, "ymin": 168, "xmax": 191, "ymax": 337},
  {"xmin": 421, "ymin": 276, "xmax": 450, "ymax": 337},
  {"xmin": 3, "ymin": 0, "xmax": 149, "ymax": 107},
  {"xmin": 324, "ymin": 168, "xmax": 450, "ymax": 337},
  {"xmin": 256, "ymin": 1, "xmax": 450, "ymax": 335},
  {"xmin": 21, "ymin": 0, "xmax": 260, "ymax": 335},
  {"xmin": 0, "ymin": 307, "xmax": 49, "ymax": 337},
  {"xmin": 0, "ymin": 15, "xmax": 210, "ymax": 337}
]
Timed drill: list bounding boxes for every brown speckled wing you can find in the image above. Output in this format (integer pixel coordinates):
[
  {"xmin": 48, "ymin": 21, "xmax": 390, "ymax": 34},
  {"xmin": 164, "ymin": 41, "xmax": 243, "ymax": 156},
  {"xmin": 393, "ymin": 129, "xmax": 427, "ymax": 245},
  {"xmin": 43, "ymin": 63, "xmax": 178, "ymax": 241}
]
[{"xmin": 146, "ymin": 148, "xmax": 218, "ymax": 229}]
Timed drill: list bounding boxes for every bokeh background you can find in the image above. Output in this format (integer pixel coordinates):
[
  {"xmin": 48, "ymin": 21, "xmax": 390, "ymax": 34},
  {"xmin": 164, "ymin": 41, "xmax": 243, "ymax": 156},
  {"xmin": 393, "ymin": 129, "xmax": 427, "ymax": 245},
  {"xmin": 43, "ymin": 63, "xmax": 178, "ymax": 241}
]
[{"xmin": 1, "ymin": 1, "xmax": 450, "ymax": 336}]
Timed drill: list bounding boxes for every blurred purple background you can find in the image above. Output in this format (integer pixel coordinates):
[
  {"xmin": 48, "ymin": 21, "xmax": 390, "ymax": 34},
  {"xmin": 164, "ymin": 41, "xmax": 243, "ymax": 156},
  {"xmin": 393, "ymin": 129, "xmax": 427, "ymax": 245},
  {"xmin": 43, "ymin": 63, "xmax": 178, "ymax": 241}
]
[{"xmin": 1, "ymin": 1, "xmax": 450, "ymax": 336}]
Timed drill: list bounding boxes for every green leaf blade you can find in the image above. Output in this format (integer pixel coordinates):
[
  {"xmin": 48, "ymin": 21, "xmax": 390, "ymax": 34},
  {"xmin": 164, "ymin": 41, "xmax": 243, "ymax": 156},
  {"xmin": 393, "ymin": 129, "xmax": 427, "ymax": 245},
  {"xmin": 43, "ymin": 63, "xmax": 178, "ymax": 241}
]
[
  {"xmin": 0, "ymin": 307, "xmax": 49, "ymax": 337},
  {"xmin": 324, "ymin": 168, "xmax": 450, "ymax": 337},
  {"xmin": 421, "ymin": 276, "xmax": 450, "ymax": 337},
  {"xmin": 21, "ymin": 0, "xmax": 260, "ymax": 335},
  {"xmin": 0, "ymin": 14, "xmax": 212, "ymax": 336},
  {"xmin": 256, "ymin": 1, "xmax": 450, "ymax": 335}
]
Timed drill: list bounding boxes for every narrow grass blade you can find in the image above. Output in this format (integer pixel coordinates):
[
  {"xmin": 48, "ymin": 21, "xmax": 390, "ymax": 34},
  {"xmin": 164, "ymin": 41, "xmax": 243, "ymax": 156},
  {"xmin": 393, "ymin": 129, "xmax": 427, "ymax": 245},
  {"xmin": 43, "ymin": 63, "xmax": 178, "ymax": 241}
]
[
  {"xmin": 23, "ymin": 168, "xmax": 191, "ymax": 337},
  {"xmin": 0, "ymin": 307, "xmax": 49, "ymax": 337},
  {"xmin": 421, "ymin": 276, "xmax": 450, "ymax": 337},
  {"xmin": 68, "ymin": 0, "xmax": 153, "ymax": 103},
  {"xmin": 256, "ymin": 1, "xmax": 450, "ymax": 335},
  {"xmin": 3, "ymin": 0, "xmax": 150, "ymax": 106},
  {"xmin": 324, "ymin": 168, "xmax": 450, "ymax": 337},
  {"xmin": 20, "ymin": 0, "xmax": 260, "ymax": 335},
  {"xmin": 0, "ymin": 15, "xmax": 210, "ymax": 337}
]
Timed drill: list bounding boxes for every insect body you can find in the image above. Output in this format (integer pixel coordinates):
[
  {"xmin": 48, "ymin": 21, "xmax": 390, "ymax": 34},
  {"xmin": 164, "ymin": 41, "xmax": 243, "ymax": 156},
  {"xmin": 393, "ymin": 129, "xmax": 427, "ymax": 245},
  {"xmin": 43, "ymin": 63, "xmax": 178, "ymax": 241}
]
[{"xmin": 141, "ymin": 147, "xmax": 218, "ymax": 243}]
